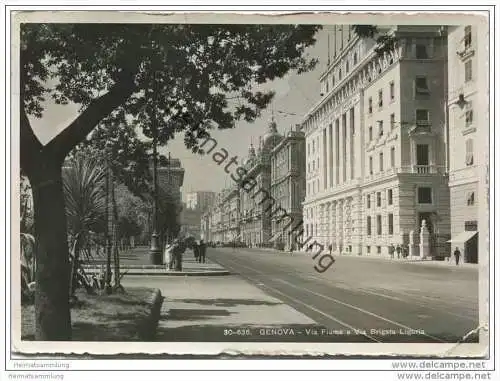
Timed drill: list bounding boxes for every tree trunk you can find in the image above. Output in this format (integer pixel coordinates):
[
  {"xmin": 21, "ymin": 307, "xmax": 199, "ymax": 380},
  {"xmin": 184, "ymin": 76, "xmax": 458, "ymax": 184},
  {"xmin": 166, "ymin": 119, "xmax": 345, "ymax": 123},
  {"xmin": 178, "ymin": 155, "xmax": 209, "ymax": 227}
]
[{"xmin": 29, "ymin": 161, "xmax": 72, "ymax": 341}]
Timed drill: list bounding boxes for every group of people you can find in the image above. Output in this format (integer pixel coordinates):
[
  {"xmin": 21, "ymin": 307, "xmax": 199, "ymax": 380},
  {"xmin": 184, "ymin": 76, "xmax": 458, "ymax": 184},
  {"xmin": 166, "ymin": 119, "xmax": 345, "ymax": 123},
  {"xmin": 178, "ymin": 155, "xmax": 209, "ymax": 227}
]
[{"xmin": 193, "ymin": 240, "xmax": 207, "ymax": 263}]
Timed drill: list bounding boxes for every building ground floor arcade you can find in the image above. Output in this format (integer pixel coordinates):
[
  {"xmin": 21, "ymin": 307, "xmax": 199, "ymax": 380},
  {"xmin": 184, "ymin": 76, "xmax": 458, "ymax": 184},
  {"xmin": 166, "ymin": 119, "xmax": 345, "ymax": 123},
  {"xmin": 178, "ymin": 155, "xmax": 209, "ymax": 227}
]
[{"xmin": 302, "ymin": 174, "xmax": 451, "ymax": 258}]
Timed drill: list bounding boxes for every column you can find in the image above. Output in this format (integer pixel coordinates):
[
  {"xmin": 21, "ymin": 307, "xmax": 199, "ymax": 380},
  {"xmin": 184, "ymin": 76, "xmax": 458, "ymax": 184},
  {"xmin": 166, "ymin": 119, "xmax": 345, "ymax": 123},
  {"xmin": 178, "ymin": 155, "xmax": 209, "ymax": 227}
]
[
  {"xmin": 345, "ymin": 111, "xmax": 351, "ymax": 183},
  {"xmin": 337, "ymin": 199, "xmax": 344, "ymax": 253},
  {"xmin": 355, "ymin": 192, "xmax": 363, "ymax": 255},
  {"xmin": 325, "ymin": 202, "xmax": 330, "ymax": 246},
  {"xmin": 339, "ymin": 117, "xmax": 345, "ymax": 185},
  {"xmin": 331, "ymin": 201, "xmax": 337, "ymax": 251}
]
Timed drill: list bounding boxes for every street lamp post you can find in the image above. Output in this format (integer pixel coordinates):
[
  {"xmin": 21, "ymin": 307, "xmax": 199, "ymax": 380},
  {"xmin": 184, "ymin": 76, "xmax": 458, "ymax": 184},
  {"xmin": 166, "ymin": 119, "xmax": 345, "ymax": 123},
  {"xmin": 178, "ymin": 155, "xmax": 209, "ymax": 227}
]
[
  {"xmin": 149, "ymin": 120, "xmax": 162, "ymax": 265},
  {"xmin": 149, "ymin": 69, "xmax": 162, "ymax": 265}
]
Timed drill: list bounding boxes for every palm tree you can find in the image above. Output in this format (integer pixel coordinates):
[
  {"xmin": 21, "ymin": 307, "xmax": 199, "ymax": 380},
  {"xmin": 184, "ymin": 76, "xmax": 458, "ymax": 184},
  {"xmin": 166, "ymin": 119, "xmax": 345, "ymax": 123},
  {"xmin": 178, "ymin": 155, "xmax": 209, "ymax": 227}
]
[{"xmin": 63, "ymin": 152, "xmax": 107, "ymax": 298}]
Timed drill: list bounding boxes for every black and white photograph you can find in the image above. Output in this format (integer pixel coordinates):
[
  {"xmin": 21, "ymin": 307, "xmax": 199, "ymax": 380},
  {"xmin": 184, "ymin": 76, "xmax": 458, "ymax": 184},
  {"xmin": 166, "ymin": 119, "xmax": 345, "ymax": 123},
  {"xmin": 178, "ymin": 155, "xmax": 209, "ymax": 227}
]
[{"xmin": 5, "ymin": 5, "xmax": 495, "ymax": 376}]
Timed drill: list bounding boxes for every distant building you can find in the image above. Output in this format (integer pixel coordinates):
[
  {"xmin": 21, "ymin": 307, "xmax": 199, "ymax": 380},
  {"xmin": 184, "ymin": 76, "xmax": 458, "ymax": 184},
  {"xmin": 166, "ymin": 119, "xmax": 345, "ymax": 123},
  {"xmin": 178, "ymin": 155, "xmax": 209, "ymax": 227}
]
[
  {"xmin": 155, "ymin": 157, "xmax": 185, "ymax": 207},
  {"xmin": 447, "ymin": 23, "xmax": 488, "ymax": 263},
  {"xmin": 239, "ymin": 118, "xmax": 283, "ymax": 247},
  {"xmin": 270, "ymin": 125, "xmax": 306, "ymax": 250},
  {"xmin": 185, "ymin": 191, "xmax": 216, "ymax": 212},
  {"xmin": 302, "ymin": 25, "xmax": 451, "ymax": 258}
]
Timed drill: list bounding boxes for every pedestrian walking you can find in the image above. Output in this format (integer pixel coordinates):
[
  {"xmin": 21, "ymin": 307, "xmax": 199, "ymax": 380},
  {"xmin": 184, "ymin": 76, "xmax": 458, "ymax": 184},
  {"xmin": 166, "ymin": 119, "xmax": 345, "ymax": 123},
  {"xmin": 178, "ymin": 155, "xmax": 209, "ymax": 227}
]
[
  {"xmin": 193, "ymin": 241, "xmax": 200, "ymax": 261},
  {"xmin": 454, "ymin": 247, "xmax": 461, "ymax": 266},
  {"xmin": 289, "ymin": 243, "xmax": 295, "ymax": 256},
  {"xmin": 396, "ymin": 244, "xmax": 401, "ymax": 259},
  {"xmin": 199, "ymin": 239, "xmax": 207, "ymax": 264},
  {"xmin": 328, "ymin": 243, "xmax": 333, "ymax": 255}
]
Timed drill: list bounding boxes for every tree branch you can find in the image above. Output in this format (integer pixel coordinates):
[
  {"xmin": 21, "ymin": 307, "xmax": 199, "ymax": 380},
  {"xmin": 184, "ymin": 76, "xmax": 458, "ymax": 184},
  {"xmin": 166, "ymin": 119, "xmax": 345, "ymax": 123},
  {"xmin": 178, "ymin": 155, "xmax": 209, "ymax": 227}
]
[
  {"xmin": 47, "ymin": 74, "xmax": 138, "ymax": 162},
  {"xmin": 20, "ymin": 103, "xmax": 43, "ymax": 175}
]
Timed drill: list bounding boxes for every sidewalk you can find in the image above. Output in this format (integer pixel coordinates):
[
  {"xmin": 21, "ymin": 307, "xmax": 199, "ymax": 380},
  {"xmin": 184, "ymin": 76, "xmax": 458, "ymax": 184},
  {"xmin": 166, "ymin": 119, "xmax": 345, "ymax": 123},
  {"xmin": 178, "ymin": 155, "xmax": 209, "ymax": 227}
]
[
  {"xmin": 226, "ymin": 247, "xmax": 479, "ymax": 269},
  {"xmin": 121, "ymin": 275, "xmax": 319, "ymax": 342},
  {"xmin": 82, "ymin": 246, "xmax": 229, "ymax": 276}
]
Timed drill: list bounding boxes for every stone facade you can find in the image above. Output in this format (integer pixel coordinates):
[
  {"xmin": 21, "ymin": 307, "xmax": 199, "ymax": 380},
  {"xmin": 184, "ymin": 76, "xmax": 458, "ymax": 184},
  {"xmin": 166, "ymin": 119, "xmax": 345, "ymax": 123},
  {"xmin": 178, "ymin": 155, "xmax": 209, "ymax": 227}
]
[
  {"xmin": 447, "ymin": 23, "xmax": 488, "ymax": 263},
  {"xmin": 270, "ymin": 125, "xmax": 306, "ymax": 250},
  {"xmin": 302, "ymin": 25, "xmax": 451, "ymax": 259}
]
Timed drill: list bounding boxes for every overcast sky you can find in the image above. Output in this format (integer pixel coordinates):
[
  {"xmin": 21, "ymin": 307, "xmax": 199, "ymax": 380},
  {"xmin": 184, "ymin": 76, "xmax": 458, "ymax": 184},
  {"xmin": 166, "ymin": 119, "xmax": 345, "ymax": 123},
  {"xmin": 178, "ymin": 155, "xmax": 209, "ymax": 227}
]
[{"xmin": 29, "ymin": 26, "xmax": 333, "ymax": 200}]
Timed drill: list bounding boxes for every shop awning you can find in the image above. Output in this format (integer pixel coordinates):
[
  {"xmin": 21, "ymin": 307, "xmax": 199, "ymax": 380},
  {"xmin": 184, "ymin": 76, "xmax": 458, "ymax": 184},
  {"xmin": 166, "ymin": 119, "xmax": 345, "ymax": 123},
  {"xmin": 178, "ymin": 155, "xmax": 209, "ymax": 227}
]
[
  {"xmin": 269, "ymin": 232, "xmax": 283, "ymax": 243},
  {"xmin": 447, "ymin": 231, "xmax": 478, "ymax": 243}
]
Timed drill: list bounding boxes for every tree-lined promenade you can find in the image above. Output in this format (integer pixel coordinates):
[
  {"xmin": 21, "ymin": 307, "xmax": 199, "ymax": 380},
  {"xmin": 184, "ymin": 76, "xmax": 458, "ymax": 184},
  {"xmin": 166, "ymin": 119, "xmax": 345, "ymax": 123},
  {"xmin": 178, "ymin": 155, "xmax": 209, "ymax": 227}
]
[{"xmin": 20, "ymin": 23, "xmax": 322, "ymax": 340}]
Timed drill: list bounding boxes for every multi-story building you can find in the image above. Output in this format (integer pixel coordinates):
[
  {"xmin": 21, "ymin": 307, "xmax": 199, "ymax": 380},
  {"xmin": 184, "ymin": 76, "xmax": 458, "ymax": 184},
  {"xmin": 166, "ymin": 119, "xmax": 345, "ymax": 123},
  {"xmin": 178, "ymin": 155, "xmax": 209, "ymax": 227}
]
[
  {"xmin": 186, "ymin": 191, "xmax": 216, "ymax": 212},
  {"xmin": 447, "ymin": 23, "xmax": 488, "ymax": 264},
  {"xmin": 269, "ymin": 125, "xmax": 306, "ymax": 250},
  {"xmin": 180, "ymin": 204, "xmax": 203, "ymax": 239},
  {"xmin": 302, "ymin": 25, "xmax": 451, "ymax": 258},
  {"xmin": 200, "ymin": 211, "xmax": 211, "ymax": 242},
  {"xmin": 155, "ymin": 156, "xmax": 185, "ymax": 207},
  {"xmin": 239, "ymin": 118, "xmax": 283, "ymax": 247}
]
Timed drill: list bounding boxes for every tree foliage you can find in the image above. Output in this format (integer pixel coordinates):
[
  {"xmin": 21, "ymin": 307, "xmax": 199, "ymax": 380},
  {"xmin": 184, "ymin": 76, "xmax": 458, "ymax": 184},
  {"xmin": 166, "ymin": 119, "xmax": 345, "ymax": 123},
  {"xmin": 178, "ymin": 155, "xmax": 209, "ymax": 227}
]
[
  {"xmin": 22, "ymin": 24, "xmax": 321, "ymax": 153},
  {"xmin": 352, "ymin": 25, "xmax": 398, "ymax": 56}
]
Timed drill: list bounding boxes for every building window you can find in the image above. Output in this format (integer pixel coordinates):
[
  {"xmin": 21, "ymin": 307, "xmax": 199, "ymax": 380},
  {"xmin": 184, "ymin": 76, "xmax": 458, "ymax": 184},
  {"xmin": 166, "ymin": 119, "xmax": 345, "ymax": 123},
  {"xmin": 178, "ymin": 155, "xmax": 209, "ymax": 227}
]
[
  {"xmin": 465, "ymin": 108, "xmax": 474, "ymax": 127},
  {"xmin": 379, "ymin": 152, "xmax": 384, "ymax": 172},
  {"xmin": 377, "ymin": 192, "xmax": 382, "ymax": 207},
  {"xmin": 312, "ymin": 160, "xmax": 315, "ymax": 171},
  {"xmin": 378, "ymin": 89, "xmax": 383, "ymax": 108},
  {"xmin": 378, "ymin": 120, "xmax": 384, "ymax": 137},
  {"xmin": 465, "ymin": 60, "xmax": 472, "ymax": 82},
  {"xmin": 390, "ymin": 113, "xmax": 395, "ymax": 129},
  {"xmin": 416, "ymin": 144, "xmax": 429, "ymax": 166},
  {"xmin": 417, "ymin": 187, "xmax": 432, "ymax": 204},
  {"xmin": 388, "ymin": 189, "xmax": 393, "ymax": 205},
  {"xmin": 367, "ymin": 246, "xmax": 371, "ymax": 254},
  {"xmin": 416, "ymin": 44, "xmax": 428, "ymax": 59},
  {"xmin": 368, "ymin": 97, "xmax": 373, "ymax": 114},
  {"xmin": 377, "ymin": 215, "xmax": 382, "ymax": 235},
  {"xmin": 346, "ymin": 60, "xmax": 350, "ymax": 73},
  {"xmin": 377, "ymin": 246, "xmax": 382, "ymax": 254},
  {"xmin": 466, "ymin": 138, "xmax": 474, "ymax": 166},
  {"xmin": 415, "ymin": 76, "xmax": 430, "ymax": 94},
  {"xmin": 390, "ymin": 81, "xmax": 395, "ymax": 101},
  {"xmin": 312, "ymin": 140, "xmax": 315, "ymax": 153},
  {"xmin": 388, "ymin": 213, "xmax": 394, "ymax": 235},
  {"xmin": 353, "ymin": 52, "xmax": 358, "ymax": 65},
  {"xmin": 464, "ymin": 220, "xmax": 478, "ymax": 231},
  {"xmin": 416, "ymin": 109, "xmax": 430, "ymax": 125},
  {"xmin": 367, "ymin": 194, "xmax": 371, "ymax": 209},
  {"xmin": 369, "ymin": 126, "xmax": 373, "ymax": 141},
  {"xmin": 332, "ymin": 76, "xmax": 335, "ymax": 88},
  {"xmin": 326, "ymin": 81, "xmax": 329, "ymax": 93},
  {"xmin": 367, "ymin": 216, "xmax": 372, "ymax": 236},
  {"xmin": 390, "ymin": 147, "xmax": 396, "ymax": 168},
  {"xmin": 369, "ymin": 156, "xmax": 373, "ymax": 175},
  {"xmin": 464, "ymin": 26, "xmax": 472, "ymax": 49},
  {"xmin": 467, "ymin": 192, "xmax": 475, "ymax": 206},
  {"xmin": 339, "ymin": 68, "xmax": 342, "ymax": 81}
]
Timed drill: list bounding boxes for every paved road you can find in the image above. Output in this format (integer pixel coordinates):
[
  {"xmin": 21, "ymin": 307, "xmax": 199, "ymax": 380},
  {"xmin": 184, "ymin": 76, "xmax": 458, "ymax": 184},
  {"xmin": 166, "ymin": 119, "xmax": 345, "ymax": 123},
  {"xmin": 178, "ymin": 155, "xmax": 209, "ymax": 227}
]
[{"xmin": 208, "ymin": 247, "xmax": 479, "ymax": 343}]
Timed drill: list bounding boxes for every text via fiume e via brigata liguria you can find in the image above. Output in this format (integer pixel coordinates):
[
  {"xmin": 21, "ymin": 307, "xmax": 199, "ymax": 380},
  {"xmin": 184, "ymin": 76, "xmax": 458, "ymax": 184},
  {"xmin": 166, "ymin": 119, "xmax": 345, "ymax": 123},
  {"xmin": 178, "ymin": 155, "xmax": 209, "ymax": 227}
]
[{"xmin": 223, "ymin": 327, "xmax": 426, "ymax": 337}]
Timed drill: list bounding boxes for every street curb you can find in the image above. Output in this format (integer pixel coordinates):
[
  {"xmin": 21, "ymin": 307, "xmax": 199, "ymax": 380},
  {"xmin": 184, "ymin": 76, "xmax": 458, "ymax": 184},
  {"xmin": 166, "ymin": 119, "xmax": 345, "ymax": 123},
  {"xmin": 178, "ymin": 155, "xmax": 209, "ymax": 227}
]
[
  {"xmin": 138, "ymin": 289, "xmax": 164, "ymax": 341},
  {"xmin": 83, "ymin": 268, "xmax": 231, "ymax": 276}
]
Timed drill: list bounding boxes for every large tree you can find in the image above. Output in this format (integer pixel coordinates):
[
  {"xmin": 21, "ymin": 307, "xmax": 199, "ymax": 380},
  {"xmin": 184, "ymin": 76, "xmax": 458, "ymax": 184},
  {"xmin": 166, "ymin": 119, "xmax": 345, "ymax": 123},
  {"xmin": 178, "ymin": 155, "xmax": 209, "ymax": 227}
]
[{"xmin": 20, "ymin": 23, "xmax": 321, "ymax": 340}]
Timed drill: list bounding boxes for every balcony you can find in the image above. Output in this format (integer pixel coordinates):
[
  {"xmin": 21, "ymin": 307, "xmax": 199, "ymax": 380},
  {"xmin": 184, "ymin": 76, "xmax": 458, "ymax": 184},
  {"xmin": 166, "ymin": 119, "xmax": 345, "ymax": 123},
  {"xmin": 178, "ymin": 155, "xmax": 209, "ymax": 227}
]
[{"xmin": 408, "ymin": 165, "xmax": 446, "ymax": 175}]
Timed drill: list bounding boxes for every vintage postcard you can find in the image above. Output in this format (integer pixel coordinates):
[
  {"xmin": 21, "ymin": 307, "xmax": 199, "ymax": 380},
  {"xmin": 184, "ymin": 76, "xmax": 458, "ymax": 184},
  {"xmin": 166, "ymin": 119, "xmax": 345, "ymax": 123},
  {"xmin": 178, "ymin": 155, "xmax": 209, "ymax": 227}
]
[{"xmin": 8, "ymin": 7, "xmax": 492, "ymax": 363}]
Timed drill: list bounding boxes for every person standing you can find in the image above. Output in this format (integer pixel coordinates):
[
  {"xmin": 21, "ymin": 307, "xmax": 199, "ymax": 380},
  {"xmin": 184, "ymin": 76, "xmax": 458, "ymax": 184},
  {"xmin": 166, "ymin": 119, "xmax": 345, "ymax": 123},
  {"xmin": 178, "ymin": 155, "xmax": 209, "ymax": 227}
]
[
  {"xmin": 199, "ymin": 239, "xmax": 207, "ymax": 264},
  {"xmin": 328, "ymin": 243, "xmax": 333, "ymax": 255},
  {"xmin": 454, "ymin": 247, "xmax": 461, "ymax": 266}
]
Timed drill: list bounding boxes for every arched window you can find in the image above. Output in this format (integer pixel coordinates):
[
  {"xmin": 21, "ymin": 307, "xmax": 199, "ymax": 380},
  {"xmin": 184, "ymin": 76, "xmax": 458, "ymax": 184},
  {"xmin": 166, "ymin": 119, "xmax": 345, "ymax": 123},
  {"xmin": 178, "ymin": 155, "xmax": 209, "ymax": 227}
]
[
  {"xmin": 346, "ymin": 60, "xmax": 350, "ymax": 73},
  {"xmin": 353, "ymin": 52, "xmax": 358, "ymax": 65}
]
